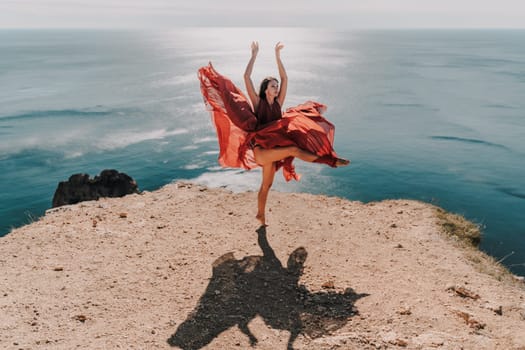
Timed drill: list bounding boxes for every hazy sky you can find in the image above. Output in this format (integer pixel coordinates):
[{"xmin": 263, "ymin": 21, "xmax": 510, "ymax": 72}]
[{"xmin": 2, "ymin": 0, "xmax": 525, "ymax": 29}]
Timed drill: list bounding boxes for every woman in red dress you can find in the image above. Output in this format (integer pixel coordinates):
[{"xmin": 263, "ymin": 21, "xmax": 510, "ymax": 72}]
[{"xmin": 198, "ymin": 42, "xmax": 350, "ymax": 226}]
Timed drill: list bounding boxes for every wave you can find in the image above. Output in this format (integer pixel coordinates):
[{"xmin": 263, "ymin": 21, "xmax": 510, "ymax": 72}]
[
  {"xmin": 63, "ymin": 151, "xmax": 85, "ymax": 159},
  {"xmin": 96, "ymin": 128, "xmax": 188, "ymax": 150},
  {"xmin": 381, "ymin": 103, "xmax": 426, "ymax": 108},
  {"xmin": 498, "ymin": 188, "xmax": 525, "ymax": 200},
  {"xmin": 449, "ymin": 57, "xmax": 520, "ymax": 69},
  {"xmin": 430, "ymin": 136, "xmax": 509, "ymax": 150},
  {"xmin": 188, "ymin": 168, "xmax": 261, "ymax": 193},
  {"xmin": 497, "ymin": 70, "xmax": 525, "ymax": 82},
  {"xmin": 181, "ymin": 145, "xmax": 199, "ymax": 150},
  {"xmin": 0, "ymin": 108, "xmax": 115, "ymax": 121},
  {"xmin": 0, "ymin": 127, "xmax": 190, "ymax": 159},
  {"xmin": 194, "ymin": 136, "xmax": 217, "ymax": 144},
  {"xmin": 183, "ymin": 164, "xmax": 202, "ymax": 170},
  {"xmin": 152, "ymin": 73, "xmax": 196, "ymax": 87},
  {"xmin": 484, "ymin": 103, "xmax": 521, "ymax": 110}
]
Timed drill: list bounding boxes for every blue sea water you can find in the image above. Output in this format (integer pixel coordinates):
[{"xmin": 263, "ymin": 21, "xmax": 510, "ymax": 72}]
[{"xmin": 1, "ymin": 28, "xmax": 524, "ymax": 275}]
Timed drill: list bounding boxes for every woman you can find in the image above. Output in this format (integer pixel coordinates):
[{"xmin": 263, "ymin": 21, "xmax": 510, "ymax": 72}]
[{"xmin": 198, "ymin": 41, "xmax": 350, "ymax": 226}]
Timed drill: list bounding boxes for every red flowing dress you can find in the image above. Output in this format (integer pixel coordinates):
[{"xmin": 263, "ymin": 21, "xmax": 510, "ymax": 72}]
[{"xmin": 198, "ymin": 63, "xmax": 340, "ymax": 181}]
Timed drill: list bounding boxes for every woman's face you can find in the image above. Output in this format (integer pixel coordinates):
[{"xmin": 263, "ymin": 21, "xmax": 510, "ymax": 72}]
[{"xmin": 266, "ymin": 79, "xmax": 279, "ymax": 98}]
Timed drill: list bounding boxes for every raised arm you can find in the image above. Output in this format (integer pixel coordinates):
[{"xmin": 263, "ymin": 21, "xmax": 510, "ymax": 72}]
[
  {"xmin": 275, "ymin": 42, "xmax": 288, "ymax": 107},
  {"xmin": 244, "ymin": 41, "xmax": 260, "ymax": 112}
]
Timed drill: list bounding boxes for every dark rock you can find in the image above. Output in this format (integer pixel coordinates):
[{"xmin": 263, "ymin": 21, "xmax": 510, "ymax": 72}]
[{"xmin": 52, "ymin": 169, "xmax": 139, "ymax": 208}]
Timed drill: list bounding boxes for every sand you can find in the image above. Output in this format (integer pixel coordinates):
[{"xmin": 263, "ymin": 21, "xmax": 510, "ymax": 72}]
[{"xmin": 1, "ymin": 182, "xmax": 525, "ymax": 350}]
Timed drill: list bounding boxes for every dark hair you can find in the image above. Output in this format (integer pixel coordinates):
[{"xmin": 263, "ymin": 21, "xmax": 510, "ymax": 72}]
[{"xmin": 258, "ymin": 76, "xmax": 279, "ymax": 99}]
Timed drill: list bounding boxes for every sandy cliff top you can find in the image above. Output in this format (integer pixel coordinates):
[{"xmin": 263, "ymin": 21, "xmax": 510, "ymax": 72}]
[{"xmin": 1, "ymin": 182, "xmax": 524, "ymax": 350}]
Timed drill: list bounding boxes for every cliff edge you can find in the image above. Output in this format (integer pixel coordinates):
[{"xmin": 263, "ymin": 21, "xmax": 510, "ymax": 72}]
[{"xmin": 1, "ymin": 182, "xmax": 524, "ymax": 349}]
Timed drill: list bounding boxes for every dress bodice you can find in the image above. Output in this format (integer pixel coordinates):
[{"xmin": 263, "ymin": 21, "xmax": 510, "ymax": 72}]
[{"xmin": 256, "ymin": 98, "xmax": 282, "ymax": 127}]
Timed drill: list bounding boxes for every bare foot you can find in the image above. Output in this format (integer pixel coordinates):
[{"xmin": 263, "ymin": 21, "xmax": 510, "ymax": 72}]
[
  {"xmin": 256, "ymin": 212, "xmax": 266, "ymax": 226},
  {"xmin": 335, "ymin": 158, "xmax": 350, "ymax": 167}
]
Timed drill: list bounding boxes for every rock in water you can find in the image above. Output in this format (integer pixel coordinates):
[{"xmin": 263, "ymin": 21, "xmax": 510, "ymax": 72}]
[{"xmin": 52, "ymin": 169, "xmax": 139, "ymax": 208}]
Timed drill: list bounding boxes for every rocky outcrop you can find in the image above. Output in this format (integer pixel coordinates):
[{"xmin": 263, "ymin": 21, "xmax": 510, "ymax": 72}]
[{"xmin": 52, "ymin": 169, "xmax": 139, "ymax": 208}]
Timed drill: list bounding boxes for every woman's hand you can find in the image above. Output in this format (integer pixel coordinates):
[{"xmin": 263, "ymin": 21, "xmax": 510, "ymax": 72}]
[
  {"xmin": 275, "ymin": 42, "xmax": 284, "ymax": 56},
  {"xmin": 251, "ymin": 41, "xmax": 259, "ymax": 57}
]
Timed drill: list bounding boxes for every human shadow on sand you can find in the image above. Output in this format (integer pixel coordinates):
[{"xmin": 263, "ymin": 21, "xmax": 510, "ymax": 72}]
[{"xmin": 167, "ymin": 226, "xmax": 368, "ymax": 350}]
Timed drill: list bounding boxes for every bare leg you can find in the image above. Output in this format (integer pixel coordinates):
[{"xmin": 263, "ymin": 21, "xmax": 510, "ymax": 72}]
[
  {"xmin": 254, "ymin": 146, "xmax": 349, "ymax": 168},
  {"xmin": 254, "ymin": 146, "xmax": 316, "ymax": 165},
  {"xmin": 256, "ymin": 163, "xmax": 276, "ymax": 226},
  {"xmin": 254, "ymin": 145, "xmax": 349, "ymax": 225}
]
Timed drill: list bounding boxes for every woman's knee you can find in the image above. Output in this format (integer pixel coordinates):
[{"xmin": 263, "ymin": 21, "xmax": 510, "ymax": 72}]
[
  {"xmin": 253, "ymin": 147, "xmax": 267, "ymax": 165},
  {"xmin": 288, "ymin": 146, "xmax": 301, "ymax": 157}
]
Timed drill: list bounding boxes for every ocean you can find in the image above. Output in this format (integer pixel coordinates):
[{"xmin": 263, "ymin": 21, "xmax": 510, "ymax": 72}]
[{"xmin": 1, "ymin": 28, "xmax": 524, "ymax": 275}]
